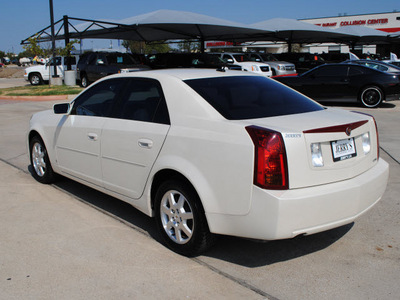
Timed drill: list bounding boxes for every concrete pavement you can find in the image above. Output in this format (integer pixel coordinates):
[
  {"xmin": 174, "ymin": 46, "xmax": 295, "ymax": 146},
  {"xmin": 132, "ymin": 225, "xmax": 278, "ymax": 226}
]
[{"xmin": 0, "ymin": 161, "xmax": 265, "ymax": 299}]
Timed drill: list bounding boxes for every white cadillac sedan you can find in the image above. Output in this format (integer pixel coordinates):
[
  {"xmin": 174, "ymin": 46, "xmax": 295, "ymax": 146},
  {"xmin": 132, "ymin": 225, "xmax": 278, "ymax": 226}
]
[{"xmin": 28, "ymin": 69, "xmax": 389, "ymax": 256}]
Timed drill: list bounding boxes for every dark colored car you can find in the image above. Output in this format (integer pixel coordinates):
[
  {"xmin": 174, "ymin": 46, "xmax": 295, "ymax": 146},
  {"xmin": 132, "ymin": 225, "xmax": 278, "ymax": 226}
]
[
  {"xmin": 319, "ymin": 53, "xmax": 351, "ymax": 63},
  {"xmin": 274, "ymin": 53, "xmax": 325, "ymax": 74},
  {"xmin": 147, "ymin": 53, "xmax": 242, "ymax": 71},
  {"xmin": 77, "ymin": 51, "xmax": 150, "ymax": 87},
  {"xmin": 274, "ymin": 63, "xmax": 400, "ymax": 108},
  {"xmin": 342, "ymin": 59, "xmax": 400, "ymax": 74}
]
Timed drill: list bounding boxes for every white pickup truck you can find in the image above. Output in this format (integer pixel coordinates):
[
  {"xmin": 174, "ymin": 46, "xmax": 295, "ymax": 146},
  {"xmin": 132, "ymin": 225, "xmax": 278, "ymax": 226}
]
[
  {"xmin": 24, "ymin": 56, "xmax": 78, "ymax": 85},
  {"xmin": 213, "ymin": 52, "xmax": 273, "ymax": 77}
]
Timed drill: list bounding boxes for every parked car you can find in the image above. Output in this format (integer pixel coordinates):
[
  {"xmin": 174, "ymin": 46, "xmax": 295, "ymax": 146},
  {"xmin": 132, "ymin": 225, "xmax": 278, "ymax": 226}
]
[
  {"xmin": 147, "ymin": 52, "xmax": 242, "ymax": 71},
  {"xmin": 77, "ymin": 51, "xmax": 150, "ymax": 87},
  {"xmin": 28, "ymin": 69, "xmax": 389, "ymax": 255},
  {"xmin": 24, "ymin": 56, "xmax": 78, "ymax": 85},
  {"xmin": 342, "ymin": 59, "xmax": 400, "ymax": 74},
  {"xmin": 246, "ymin": 52, "xmax": 296, "ymax": 76},
  {"xmin": 275, "ymin": 63, "xmax": 400, "ymax": 108},
  {"xmin": 319, "ymin": 53, "xmax": 351, "ymax": 63},
  {"xmin": 388, "ymin": 61, "xmax": 400, "ymax": 67},
  {"xmin": 274, "ymin": 52, "xmax": 326, "ymax": 74},
  {"xmin": 211, "ymin": 52, "xmax": 272, "ymax": 77}
]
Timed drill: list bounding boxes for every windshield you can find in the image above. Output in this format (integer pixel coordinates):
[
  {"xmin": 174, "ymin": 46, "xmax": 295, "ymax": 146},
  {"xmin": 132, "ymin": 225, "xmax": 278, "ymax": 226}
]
[
  {"xmin": 185, "ymin": 76, "xmax": 323, "ymax": 120},
  {"xmin": 232, "ymin": 54, "xmax": 252, "ymax": 62},
  {"xmin": 259, "ymin": 54, "xmax": 278, "ymax": 62}
]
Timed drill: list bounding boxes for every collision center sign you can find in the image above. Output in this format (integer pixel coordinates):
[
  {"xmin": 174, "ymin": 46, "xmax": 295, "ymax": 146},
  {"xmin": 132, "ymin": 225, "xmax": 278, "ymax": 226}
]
[
  {"xmin": 316, "ymin": 18, "xmax": 389, "ymax": 27},
  {"xmin": 302, "ymin": 12, "xmax": 400, "ymax": 33}
]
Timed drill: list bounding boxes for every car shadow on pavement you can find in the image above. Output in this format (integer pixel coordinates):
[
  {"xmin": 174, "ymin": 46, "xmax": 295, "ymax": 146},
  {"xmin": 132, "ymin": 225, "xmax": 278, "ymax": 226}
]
[
  {"xmin": 203, "ymin": 224, "xmax": 353, "ymax": 267},
  {"xmin": 42, "ymin": 172, "xmax": 353, "ymax": 267},
  {"xmin": 48, "ymin": 174, "xmax": 161, "ymax": 240}
]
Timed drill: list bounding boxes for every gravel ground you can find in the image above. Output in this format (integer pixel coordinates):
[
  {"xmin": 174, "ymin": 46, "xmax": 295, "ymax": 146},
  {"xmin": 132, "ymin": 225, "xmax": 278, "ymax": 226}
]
[{"xmin": 0, "ymin": 66, "xmax": 25, "ymax": 78}]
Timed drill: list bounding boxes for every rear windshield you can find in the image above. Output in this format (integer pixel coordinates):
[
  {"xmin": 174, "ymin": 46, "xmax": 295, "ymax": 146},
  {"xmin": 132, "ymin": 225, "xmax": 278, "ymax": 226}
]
[{"xmin": 185, "ymin": 76, "xmax": 323, "ymax": 120}]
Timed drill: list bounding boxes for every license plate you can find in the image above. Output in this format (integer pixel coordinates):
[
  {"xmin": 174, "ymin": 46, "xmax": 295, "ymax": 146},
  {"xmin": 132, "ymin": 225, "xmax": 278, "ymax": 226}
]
[{"xmin": 331, "ymin": 138, "xmax": 357, "ymax": 162}]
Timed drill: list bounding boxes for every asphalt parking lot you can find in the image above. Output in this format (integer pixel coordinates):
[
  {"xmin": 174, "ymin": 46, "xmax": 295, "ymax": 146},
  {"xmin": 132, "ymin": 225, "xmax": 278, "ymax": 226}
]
[{"xmin": 0, "ymin": 79, "xmax": 399, "ymax": 299}]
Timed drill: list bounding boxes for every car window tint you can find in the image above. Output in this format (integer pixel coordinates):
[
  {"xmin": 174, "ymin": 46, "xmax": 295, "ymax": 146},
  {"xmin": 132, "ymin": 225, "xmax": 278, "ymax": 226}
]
[
  {"xmin": 313, "ymin": 65, "xmax": 347, "ymax": 76},
  {"xmin": 348, "ymin": 66, "xmax": 365, "ymax": 76},
  {"xmin": 106, "ymin": 53, "xmax": 136, "ymax": 65},
  {"xmin": 63, "ymin": 56, "xmax": 76, "ymax": 65},
  {"xmin": 50, "ymin": 57, "xmax": 62, "ymax": 66},
  {"xmin": 71, "ymin": 79, "xmax": 126, "ymax": 117},
  {"xmin": 185, "ymin": 76, "xmax": 323, "ymax": 120},
  {"xmin": 116, "ymin": 78, "xmax": 170, "ymax": 124}
]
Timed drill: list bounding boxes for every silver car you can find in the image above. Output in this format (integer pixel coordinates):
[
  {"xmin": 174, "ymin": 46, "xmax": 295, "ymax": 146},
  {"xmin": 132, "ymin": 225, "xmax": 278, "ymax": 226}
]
[{"xmin": 247, "ymin": 52, "xmax": 297, "ymax": 76}]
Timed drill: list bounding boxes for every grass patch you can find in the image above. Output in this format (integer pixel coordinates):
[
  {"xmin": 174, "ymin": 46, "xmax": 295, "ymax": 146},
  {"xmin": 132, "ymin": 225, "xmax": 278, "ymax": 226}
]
[{"xmin": 0, "ymin": 85, "xmax": 83, "ymax": 96}]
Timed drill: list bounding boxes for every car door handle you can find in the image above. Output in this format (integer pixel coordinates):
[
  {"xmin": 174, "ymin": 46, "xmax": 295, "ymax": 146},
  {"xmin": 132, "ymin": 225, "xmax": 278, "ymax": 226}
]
[
  {"xmin": 87, "ymin": 133, "xmax": 98, "ymax": 141},
  {"xmin": 138, "ymin": 139, "xmax": 153, "ymax": 149}
]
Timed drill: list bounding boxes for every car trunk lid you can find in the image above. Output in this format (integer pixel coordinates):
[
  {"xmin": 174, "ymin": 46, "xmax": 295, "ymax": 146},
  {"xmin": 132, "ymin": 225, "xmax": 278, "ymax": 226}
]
[{"xmin": 243, "ymin": 108, "xmax": 379, "ymax": 189}]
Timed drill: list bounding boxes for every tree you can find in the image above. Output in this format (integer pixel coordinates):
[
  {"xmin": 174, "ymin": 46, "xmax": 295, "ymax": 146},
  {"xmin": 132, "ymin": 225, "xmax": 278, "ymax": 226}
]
[
  {"xmin": 0, "ymin": 50, "xmax": 5, "ymax": 59},
  {"xmin": 122, "ymin": 40, "xmax": 171, "ymax": 54},
  {"xmin": 177, "ymin": 40, "xmax": 201, "ymax": 53},
  {"xmin": 57, "ymin": 40, "xmax": 80, "ymax": 57},
  {"xmin": 22, "ymin": 36, "xmax": 44, "ymax": 57}
]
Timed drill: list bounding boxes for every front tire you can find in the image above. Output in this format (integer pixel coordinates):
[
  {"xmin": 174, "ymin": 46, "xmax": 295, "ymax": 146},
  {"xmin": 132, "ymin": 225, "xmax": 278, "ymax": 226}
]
[
  {"xmin": 29, "ymin": 136, "xmax": 56, "ymax": 184},
  {"xmin": 29, "ymin": 73, "xmax": 43, "ymax": 85},
  {"xmin": 359, "ymin": 86, "xmax": 383, "ymax": 108},
  {"xmin": 155, "ymin": 180, "xmax": 215, "ymax": 256}
]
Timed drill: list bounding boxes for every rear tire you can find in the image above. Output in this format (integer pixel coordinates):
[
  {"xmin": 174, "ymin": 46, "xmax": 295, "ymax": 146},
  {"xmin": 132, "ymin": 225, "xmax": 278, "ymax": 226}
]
[
  {"xmin": 155, "ymin": 179, "xmax": 215, "ymax": 256},
  {"xmin": 359, "ymin": 86, "xmax": 383, "ymax": 108},
  {"xmin": 80, "ymin": 74, "xmax": 90, "ymax": 88},
  {"xmin": 29, "ymin": 136, "xmax": 57, "ymax": 184}
]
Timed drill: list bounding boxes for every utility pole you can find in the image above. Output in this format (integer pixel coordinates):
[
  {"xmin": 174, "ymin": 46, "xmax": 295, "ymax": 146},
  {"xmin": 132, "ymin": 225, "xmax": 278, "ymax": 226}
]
[{"xmin": 49, "ymin": 0, "xmax": 59, "ymax": 82}]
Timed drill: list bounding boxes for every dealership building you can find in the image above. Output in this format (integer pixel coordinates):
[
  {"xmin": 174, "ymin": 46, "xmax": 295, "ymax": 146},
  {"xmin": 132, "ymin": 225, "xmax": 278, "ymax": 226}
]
[
  {"xmin": 301, "ymin": 12, "xmax": 400, "ymax": 56},
  {"xmin": 206, "ymin": 12, "xmax": 400, "ymax": 58}
]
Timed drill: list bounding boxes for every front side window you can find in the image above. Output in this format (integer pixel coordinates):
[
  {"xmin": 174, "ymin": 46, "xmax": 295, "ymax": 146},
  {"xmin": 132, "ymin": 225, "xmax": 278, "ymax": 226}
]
[
  {"xmin": 185, "ymin": 76, "xmax": 323, "ymax": 120},
  {"xmin": 71, "ymin": 79, "xmax": 126, "ymax": 117}
]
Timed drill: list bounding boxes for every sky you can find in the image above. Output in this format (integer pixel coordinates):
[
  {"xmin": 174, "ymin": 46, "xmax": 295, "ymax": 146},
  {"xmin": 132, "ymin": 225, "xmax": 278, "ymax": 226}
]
[{"xmin": 1, "ymin": 0, "xmax": 399, "ymax": 54}]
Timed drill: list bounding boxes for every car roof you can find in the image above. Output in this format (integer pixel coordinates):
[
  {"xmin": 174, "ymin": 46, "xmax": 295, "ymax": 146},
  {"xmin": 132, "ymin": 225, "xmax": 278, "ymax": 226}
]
[{"xmin": 105, "ymin": 68, "xmax": 256, "ymax": 81}]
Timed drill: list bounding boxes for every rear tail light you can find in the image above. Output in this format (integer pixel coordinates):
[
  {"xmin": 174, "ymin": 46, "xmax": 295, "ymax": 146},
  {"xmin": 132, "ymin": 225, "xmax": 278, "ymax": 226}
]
[
  {"xmin": 246, "ymin": 126, "xmax": 289, "ymax": 190},
  {"xmin": 351, "ymin": 111, "xmax": 380, "ymax": 159},
  {"xmin": 311, "ymin": 143, "xmax": 324, "ymax": 167},
  {"xmin": 362, "ymin": 132, "xmax": 371, "ymax": 155}
]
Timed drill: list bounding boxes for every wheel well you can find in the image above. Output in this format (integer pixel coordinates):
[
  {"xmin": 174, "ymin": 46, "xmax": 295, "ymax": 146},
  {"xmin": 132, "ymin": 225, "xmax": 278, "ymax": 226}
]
[
  {"xmin": 29, "ymin": 72, "xmax": 41, "ymax": 79},
  {"xmin": 150, "ymin": 169, "xmax": 201, "ymax": 211},
  {"xmin": 358, "ymin": 84, "xmax": 385, "ymax": 100},
  {"xmin": 28, "ymin": 130, "xmax": 41, "ymax": 145}
]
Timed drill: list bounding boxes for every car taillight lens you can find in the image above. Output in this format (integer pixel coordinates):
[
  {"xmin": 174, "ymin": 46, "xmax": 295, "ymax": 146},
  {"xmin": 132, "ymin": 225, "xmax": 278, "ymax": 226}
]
[
  {"xmin": 246, "ymin": 126, "xmax": 289, "ymax": 190},
  {"xmin": 351, "ymin": 111, "xmax": 380, "ymax": 159}
]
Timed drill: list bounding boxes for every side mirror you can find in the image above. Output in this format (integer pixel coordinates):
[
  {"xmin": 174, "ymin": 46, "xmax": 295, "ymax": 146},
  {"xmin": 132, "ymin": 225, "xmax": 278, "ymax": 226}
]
[
  {"xmin": 54, "ymin": 103, "xmax": 70, "ymax": 114},
  {"xmin": 226, "ymin": 58, "xmax": 234, "ymax": 63}
]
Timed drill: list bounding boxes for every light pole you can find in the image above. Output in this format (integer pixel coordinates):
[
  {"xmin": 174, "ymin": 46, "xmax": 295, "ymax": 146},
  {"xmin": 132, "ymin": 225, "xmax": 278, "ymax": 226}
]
[{"xmin": 49, "ymin": 0, "xmax": 59, "ymax": 82}]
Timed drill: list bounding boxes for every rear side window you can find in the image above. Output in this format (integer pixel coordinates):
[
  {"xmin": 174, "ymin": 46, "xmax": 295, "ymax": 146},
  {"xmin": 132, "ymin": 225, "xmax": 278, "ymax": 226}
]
[
  {"xmin": 185, "ymin": 76, "xmax": 323, "ymax": 120},
  {"xmin": 116, "ymin": 78, "xmax": 170, "ymax": 124}
]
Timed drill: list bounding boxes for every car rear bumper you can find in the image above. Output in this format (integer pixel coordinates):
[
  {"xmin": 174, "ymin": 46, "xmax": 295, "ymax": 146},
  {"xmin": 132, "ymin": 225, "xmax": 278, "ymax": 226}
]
[{"xmin": 206, "ymin": 158, "xmax": 389, "ymax": 240}]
